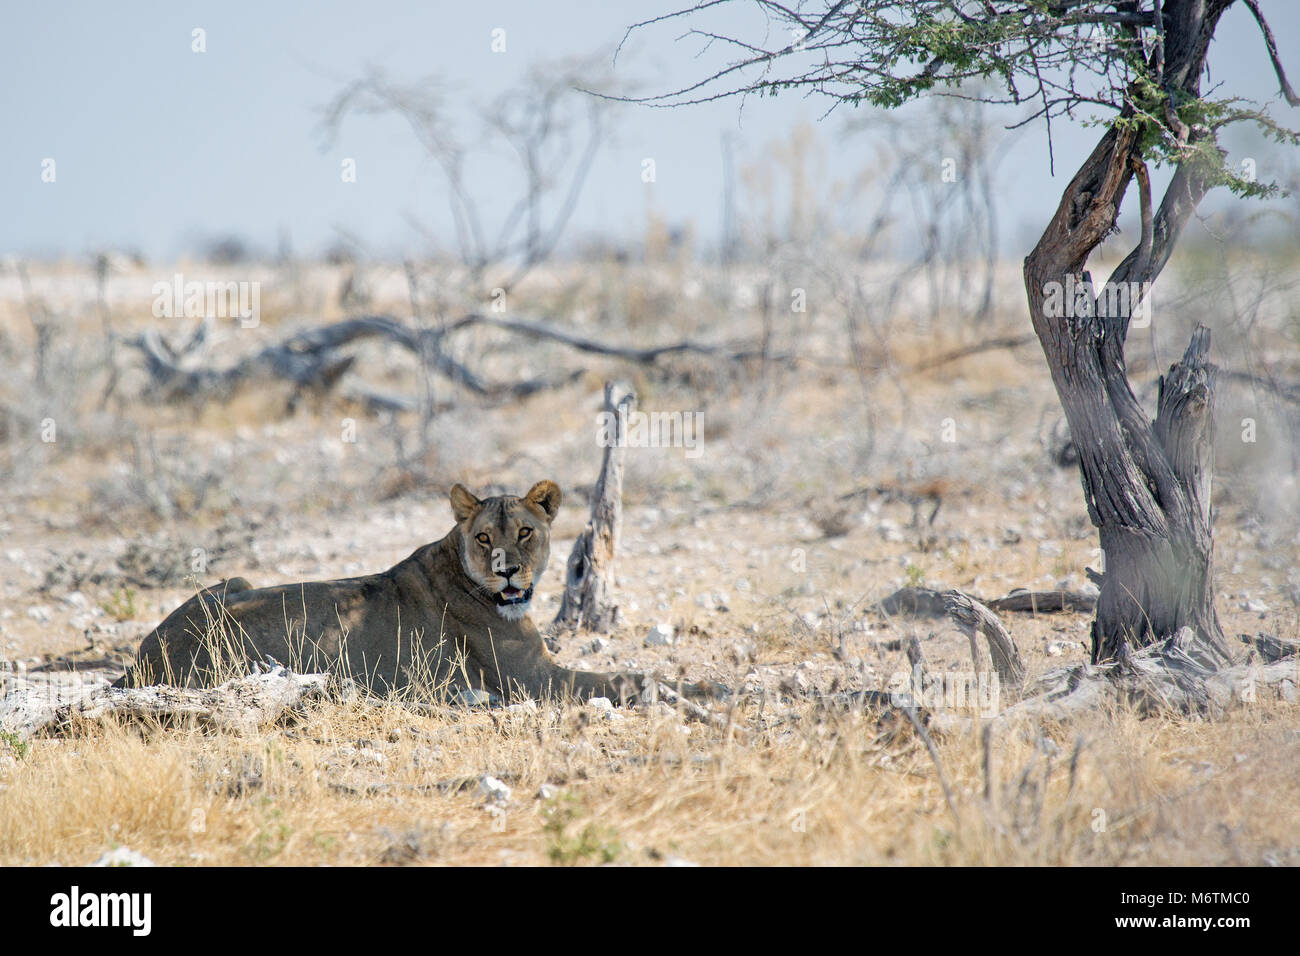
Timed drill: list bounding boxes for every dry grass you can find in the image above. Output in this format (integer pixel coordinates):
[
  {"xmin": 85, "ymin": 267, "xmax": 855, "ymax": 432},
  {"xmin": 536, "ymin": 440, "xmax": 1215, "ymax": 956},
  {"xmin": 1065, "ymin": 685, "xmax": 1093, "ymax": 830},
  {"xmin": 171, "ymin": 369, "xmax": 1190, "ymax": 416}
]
[{"xmin": 2, "ymin": 691, "xmax": 1298, "ymax": 866}]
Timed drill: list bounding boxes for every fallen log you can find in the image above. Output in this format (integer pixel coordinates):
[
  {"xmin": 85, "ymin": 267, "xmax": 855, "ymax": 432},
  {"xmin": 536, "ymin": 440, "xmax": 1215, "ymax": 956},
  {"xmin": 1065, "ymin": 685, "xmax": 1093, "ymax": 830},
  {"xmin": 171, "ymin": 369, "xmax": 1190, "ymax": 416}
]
[
  {"xmin": 0, "ymin": 664, "xmax": 330, "ymax": 740},
  {"xmin": 124, "ymin": 314, "xmax": 582, "ymax": 407},
  {"xmin": 874, "ymin": 585, "xmax": 1097, "ymax": 618},
  {"xmin": 123, "ymin": 309, "xmax": 802, "ymax": 412},
  {"xmin": 448, "ymin": 313, "xmax": 730, "ymax": 363},
  {"xmin": 1240, "ymin": 631, "xmax": 1300, "ymax": 664},
  {"xmin": 986, "ymin": 589, "xmax": 1097, "ymax": 614}
]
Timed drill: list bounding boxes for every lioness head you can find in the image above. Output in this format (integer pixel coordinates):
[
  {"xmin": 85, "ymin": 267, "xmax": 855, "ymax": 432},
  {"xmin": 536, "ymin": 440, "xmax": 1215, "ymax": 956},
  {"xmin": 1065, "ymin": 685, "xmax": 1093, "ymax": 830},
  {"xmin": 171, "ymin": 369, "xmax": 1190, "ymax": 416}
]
[{"xmin": 449, "ymin": 480, "xmax": 562, "ymax": 620}]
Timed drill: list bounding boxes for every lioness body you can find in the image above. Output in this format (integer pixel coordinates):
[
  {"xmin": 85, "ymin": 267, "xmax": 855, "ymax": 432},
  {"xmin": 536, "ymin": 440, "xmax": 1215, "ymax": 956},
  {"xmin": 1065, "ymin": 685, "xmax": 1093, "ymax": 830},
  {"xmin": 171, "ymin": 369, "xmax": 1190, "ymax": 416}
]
[{"xmin": 116, "ymin": 481, "xmax": 663, "ymax": 702}]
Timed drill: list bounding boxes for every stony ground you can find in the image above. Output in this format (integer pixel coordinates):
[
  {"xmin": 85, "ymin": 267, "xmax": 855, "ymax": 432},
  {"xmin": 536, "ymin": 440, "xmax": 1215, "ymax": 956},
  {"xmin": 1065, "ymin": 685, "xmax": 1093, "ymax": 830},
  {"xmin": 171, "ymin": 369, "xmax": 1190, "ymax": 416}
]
[{"xmin": 1, "ymin": 257, "xmax": 1297, "ymax": 865}]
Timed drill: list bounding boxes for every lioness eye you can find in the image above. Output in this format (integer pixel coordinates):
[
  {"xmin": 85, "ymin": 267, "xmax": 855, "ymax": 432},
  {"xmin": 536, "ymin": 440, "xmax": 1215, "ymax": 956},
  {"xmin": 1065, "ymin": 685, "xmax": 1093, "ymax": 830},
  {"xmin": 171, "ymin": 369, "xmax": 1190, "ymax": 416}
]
[
  {"xmin": 518, "ymin": 527, "xmax": 532, "ymax": 541},
  {"xmin": 475, "ymin": 532, "xmax": 491, "ymax": 546}
]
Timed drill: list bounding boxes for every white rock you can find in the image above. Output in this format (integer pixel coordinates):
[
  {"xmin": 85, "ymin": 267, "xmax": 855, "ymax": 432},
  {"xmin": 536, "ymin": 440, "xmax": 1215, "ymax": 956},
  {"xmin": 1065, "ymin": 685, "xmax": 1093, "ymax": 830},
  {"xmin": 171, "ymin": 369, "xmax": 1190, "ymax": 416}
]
[
  {"xmin": 454, "ymin": 688, "xmax": 497, "ymax": 708},
  {"xmin": 582, "ymin": 637, "xmax": 611, "ymax": 655},
  {"xmin": 90, "ymin": 847, "xmax": 156, "ymax": 867},
  {"xmin": 650, "ymin": 701, "xmax": 679, "ymax": 721},
  {"xmin": 26, "ymin": 606, "xmax": 51, "ymax": 623},
  {"xmin": 644, "ymin": 623, "xmax": 676, "ymax": 647},
  {"xmin": 477, "ymin": 775, "xmax": 511, "ymax": 805},
  {"xmin": 535, "ymin": 784, "xmax": 558, "ymax": 801},
  {"xmin": 729, "ymin": 641, "xmax": 755, "ymax": 664},
  {"xmin": 585, "ymin": 696, "xmax": 623, "ymax": 721}
]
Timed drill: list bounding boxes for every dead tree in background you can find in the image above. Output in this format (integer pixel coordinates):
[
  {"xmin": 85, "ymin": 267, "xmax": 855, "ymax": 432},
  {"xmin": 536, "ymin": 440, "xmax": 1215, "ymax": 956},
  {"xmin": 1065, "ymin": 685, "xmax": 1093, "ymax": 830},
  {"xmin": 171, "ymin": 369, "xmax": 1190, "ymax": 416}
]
[
  {"xmin": 623, "ymin": 0, "xmax": 1298, "ymax": 668},
  {"xmin": 554, "ymin": 382, "xmax": 634, "ymax": 633},
  {"xmin": 319, "ymin": 57, "xmax": 612, "ymax": 294},
  {"xmin": 316, "ymin": 56, "xmax": 619, "ymax": 469},
  {"xmin": 845, "ymin": 96, "xmax": 1005, "ymax": 327}
]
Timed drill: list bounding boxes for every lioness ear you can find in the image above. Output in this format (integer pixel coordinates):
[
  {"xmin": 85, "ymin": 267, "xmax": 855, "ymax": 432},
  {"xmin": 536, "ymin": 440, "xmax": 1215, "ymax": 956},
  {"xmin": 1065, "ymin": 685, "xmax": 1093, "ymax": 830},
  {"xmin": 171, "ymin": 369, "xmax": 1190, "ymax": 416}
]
[
  {"xmin": 449, "ymin": 483, "xmax": 482, "ymax": 523},
  {"xmin": 524, "ymin": 480, "xmax": 562, "ymax": 523}
]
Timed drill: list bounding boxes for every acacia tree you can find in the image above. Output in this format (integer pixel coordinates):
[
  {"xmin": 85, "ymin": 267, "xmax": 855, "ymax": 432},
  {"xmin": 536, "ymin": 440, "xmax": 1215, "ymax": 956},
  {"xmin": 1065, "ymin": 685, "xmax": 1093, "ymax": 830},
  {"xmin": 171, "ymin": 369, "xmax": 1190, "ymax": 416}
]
[{"xmin": 623, "ymin": 0, "xmax": 1297, "ymax": 667}]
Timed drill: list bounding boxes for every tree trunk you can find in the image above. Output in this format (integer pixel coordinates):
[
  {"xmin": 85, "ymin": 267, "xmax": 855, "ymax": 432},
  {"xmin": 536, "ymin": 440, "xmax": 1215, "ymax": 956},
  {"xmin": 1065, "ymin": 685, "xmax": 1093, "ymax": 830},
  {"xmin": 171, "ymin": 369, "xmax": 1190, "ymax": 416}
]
[
  {"xmin": 1025, "ymin": 258, "xmax": 1232, "ymax": 669},
  {"xmin": 1022, "ymin": 0, "xmax": 1236, "ymax": 668},
  {"xmin": 1091, "ymin": 327, "xmax": 1226, "ymax": 664}
]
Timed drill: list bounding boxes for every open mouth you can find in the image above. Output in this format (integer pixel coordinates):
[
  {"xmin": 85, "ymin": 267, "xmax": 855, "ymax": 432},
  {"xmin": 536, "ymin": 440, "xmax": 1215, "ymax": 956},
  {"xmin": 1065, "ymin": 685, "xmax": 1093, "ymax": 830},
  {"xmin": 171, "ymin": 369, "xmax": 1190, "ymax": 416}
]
[{"xmin": 495, "ymin": 585, "xmax": 534, "ymax": 606}]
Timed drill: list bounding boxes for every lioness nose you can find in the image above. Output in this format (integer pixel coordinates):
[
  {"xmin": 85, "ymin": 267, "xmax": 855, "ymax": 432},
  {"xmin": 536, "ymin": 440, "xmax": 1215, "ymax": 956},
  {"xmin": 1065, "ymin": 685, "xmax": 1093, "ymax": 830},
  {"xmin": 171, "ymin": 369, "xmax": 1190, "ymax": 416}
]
[{"xmin": 499, "ymin": 565, "xmax": 521, "ymax": 579}]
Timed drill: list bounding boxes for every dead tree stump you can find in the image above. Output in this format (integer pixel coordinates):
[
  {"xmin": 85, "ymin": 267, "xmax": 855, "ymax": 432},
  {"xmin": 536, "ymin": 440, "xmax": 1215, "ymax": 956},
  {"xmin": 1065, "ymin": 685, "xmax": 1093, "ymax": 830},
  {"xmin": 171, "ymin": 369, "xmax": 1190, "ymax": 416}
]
[{"xmin": 553, "ymin": 382, "xmax": 634, "ymax": 633}]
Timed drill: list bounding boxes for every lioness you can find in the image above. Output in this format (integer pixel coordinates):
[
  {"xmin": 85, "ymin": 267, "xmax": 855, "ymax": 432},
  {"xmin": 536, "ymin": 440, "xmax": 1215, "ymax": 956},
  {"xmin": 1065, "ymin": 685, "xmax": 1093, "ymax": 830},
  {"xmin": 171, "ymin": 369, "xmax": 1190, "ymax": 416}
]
[{"xmin": 115, "ymin": 480, "xmax": 704, "ymax": 703}]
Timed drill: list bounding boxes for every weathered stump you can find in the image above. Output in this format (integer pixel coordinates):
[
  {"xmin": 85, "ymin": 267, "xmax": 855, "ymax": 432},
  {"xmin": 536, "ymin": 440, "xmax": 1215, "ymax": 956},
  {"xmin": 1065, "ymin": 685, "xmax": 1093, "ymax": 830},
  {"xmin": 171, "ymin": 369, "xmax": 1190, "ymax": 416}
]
[{"xmin": 553, "ymin": 382, "xmax": 634, "ymax": 633}]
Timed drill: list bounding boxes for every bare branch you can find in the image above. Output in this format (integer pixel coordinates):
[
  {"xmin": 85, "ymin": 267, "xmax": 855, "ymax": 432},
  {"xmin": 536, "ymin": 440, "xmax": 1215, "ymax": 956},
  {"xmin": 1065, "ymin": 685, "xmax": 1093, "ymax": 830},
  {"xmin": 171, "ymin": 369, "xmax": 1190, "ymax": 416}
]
[
  {"xmin": 1243, "ymin": 0, "xmax": 1300, "ymax": 107},
  {"xmin": 1129, "ymin": 154, "xmax": 1154, "ymax": 297}
]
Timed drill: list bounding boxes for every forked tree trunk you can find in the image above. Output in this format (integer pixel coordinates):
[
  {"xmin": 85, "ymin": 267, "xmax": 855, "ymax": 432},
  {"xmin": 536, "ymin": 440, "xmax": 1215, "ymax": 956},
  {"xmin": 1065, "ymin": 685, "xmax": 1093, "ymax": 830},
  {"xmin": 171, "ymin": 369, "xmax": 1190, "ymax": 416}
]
[
  {"xmin": 1023, "ymin": 0, "xmax": 1236, "ymax": 668},
  {"xmin": 1025, "ymin": 215, "xmax": 1232, "ymax": 668},
  {"xmin": 553, "ymin": 382, "xmax": 634, "ymax": 633}
]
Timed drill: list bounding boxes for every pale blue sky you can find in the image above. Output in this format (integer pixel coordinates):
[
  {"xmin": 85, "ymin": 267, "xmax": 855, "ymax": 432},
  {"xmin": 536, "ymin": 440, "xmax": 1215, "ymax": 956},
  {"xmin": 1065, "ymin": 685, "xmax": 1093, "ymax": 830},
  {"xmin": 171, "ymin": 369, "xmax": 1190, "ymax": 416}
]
[{"xmin": 2, "ymin": 1, "xmax": 1296, "ymax": 260}]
